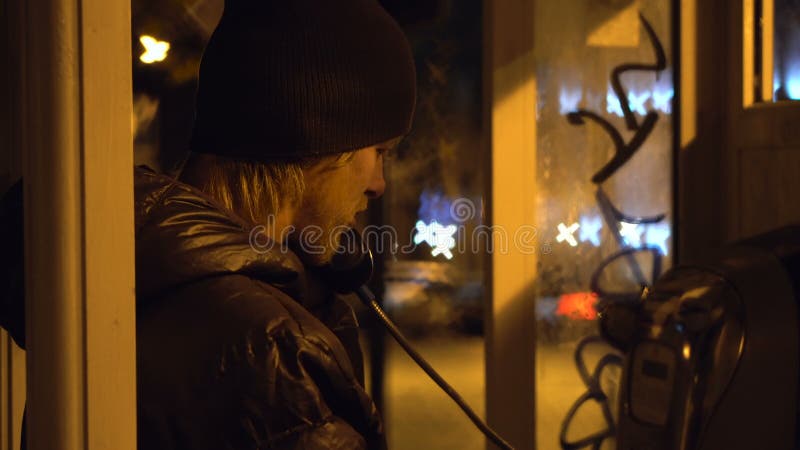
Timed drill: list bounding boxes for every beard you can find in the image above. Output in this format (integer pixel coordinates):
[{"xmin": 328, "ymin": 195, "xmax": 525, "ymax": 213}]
[
  {"xmin": 291, "ymin": 201, "xmax": 359, "ymax": 267},
  {"xmin": 293, "ymin": 223, "xmax": 349, "ymax": 266}
]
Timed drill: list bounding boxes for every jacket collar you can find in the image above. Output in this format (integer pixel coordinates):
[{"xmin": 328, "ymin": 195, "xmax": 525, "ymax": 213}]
[{"xmin": 134, "ymin": 166, "xmax": 332, "ymax": 311}]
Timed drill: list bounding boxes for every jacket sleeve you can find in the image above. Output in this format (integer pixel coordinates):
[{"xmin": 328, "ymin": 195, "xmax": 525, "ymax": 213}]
[{"xmin": 221, "ymin": 325, "xmax": 383, "ymax": 450}]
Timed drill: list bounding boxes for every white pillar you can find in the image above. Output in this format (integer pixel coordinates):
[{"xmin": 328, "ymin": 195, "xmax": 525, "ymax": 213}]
[{"xmin": 22, "ymin": 0, "xmax": 137, "ymax": 448}]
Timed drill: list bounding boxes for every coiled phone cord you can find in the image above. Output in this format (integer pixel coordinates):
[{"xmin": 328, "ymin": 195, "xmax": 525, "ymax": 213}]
[
  {"xmin": 558, "ymin": 336, "xmax": 622, "ymax": 450},
  {"xmin": 355, "ymin": 285, "xmax": 515, "ymax": 450}
]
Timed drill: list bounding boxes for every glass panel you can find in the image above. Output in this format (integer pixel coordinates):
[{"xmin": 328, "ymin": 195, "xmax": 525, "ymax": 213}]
[
  {"xmin": 374, "ymin": 1, "xmax": 487, "ymax": 449},
  {"xmin": 772, "ymin": 0, "xmax": 800, "ymax": 101},
  {"xmin": 533, "ymin": 1, "xmax": 674, "ymax": 449},
  {"xmin": 754, "ymin": 0, "xmax": 800, "ymax": 102},
  {"xmin": 132, "ymin": 0, "xmax": 219, "ymax": 173}
]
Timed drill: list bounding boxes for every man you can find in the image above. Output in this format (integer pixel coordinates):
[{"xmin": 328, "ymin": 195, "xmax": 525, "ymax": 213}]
[
  {"xmin": 0, "ymin": 0, "xmax": 414, "ymax": 446},
  {"xmin": 0, "ymin": 0, "xmax": 416, "ymax": 450},
  {"xmin": 135, "ymin": 0, "xmax": 415, "ymax": 449}
]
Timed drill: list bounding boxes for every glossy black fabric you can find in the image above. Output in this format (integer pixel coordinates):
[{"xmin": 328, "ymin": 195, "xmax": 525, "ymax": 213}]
[
  {"xmin": 0, "ymin": 168, "xmax": 384, "ymax": 449},
  {"xmin": 135, "ymin": 166, "xmax": 385, "ymax": 449}
]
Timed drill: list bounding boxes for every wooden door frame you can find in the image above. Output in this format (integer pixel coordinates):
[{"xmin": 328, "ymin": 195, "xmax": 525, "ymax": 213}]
[{"xmin": 726, "ymin": 0, "xmax": 800, "ymax": 239}]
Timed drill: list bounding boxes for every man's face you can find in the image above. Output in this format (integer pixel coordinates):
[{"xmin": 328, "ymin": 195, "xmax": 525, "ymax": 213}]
[{"xmin": 292, "ymin": 137, "xmax": 399, "ymax": 265}]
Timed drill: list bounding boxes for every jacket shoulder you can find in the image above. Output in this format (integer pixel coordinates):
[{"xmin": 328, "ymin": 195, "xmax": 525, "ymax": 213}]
[
  {"xmin": 139, "ymin": 272, "xmax": 358, "ymax": 377},
  {"xmin": 137, "ymin": 273, "xmax": 382, "ymax": 449}
]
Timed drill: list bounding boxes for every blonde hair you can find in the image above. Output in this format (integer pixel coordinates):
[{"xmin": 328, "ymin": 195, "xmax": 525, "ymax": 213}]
[{"xmin": 179, "ymin": 151, "xmax": 355, "ymax": 225}]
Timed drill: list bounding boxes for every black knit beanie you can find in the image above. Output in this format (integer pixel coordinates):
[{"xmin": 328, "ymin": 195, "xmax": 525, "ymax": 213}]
[{"xmin": 189, "ymin": 0, "xmax": 417, "ymax": 161}]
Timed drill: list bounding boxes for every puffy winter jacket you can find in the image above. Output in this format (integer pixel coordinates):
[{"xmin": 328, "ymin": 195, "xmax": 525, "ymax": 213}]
[{"xmin": 0, "ymin": 167, "xmax": 387, "ymax": 450}]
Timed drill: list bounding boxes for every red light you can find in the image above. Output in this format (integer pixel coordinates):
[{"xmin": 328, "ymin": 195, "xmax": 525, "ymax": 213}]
[{"xmin": 556, "ymin": 292, "xmax": 599, "ymax": 320}]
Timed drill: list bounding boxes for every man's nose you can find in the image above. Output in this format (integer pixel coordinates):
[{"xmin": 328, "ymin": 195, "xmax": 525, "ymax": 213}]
[{"xmin": 366, "ymin": 163, "xmax": 386, "ymax": 199}]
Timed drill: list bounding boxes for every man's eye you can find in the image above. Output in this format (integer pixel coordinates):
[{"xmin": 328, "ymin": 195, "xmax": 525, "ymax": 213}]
[{"xmin": 377, "ymin": 148, "xmax": 393, "ymax": 160}]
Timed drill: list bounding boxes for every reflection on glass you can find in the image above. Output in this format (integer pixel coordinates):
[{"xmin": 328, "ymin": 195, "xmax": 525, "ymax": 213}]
[{"xmin": 533, "ymin": 1, "xmax": 673, "ymax": 449}]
